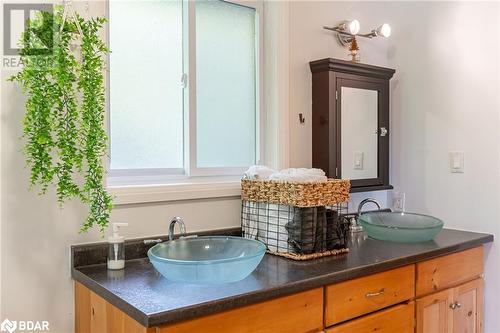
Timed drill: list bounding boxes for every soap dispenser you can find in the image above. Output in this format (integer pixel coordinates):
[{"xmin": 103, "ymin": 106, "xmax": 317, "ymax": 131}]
[{"xmin": 107, "ymin": 222, "xmax": 128, "ymax": 270}]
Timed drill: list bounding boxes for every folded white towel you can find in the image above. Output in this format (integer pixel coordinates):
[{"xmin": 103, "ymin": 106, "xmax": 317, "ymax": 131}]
[
  {"xmin": 268, "ymin": 168, "xmax": 327, "ymax": 183},
  {"xmin": 243, "ymin": 165, "xmax": 277, "ymax": 180},
  {"xmin": 280, "ymin": 168, "xmax": 325, "ymax": 176},
  {"xmin": 244, "ymin": 166, "xmax": 327, "ymax": 183}
]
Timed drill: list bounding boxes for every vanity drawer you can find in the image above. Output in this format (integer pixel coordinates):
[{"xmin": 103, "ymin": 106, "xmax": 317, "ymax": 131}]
[
  {"xmin": 324, "ymin": 265, "xmax": 415, "ymax": 326},
  {"xmin": 326, "ymin": 302, "xmax": 415, "ymax": 333},
  {"xmin": 416, "ymin": 246, "xmax": 483, "ymax": 296},
  {"xmin": 158, "ymin": 288, "xmax": 323, "ymax": 333}
]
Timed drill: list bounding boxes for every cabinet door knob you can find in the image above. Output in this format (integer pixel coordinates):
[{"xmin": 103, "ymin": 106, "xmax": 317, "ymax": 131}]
[
  {"xmin": 380, "ymin": 127, "xmax": 388, "ymax": 137},
  {"xmin": 450, "ymin": 302, "xmax": 461, "ymax": 310}
]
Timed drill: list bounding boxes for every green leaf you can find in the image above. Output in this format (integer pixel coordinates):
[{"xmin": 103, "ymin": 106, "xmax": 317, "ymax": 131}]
[{"xmin": 9, "ymin": 7, "xmax": 112, "ymax": 235}]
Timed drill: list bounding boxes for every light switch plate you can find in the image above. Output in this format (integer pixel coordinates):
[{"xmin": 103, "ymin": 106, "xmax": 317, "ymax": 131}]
[
  {"xmin": 450, "ymin": 151, "xmax": 464, "ymax": 173},
  {"xmin": 353, "ymin": 151, "xmax": 364, "ymax": 170}
]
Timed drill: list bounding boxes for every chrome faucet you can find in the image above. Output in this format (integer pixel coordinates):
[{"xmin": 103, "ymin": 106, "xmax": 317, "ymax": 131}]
[
  {"xmin": 169, "ymin": 216, "xmax": 187, "ymax": 241},
  {"xmin": 350, "ymin": 198, "xmax": 382, "ymax": 233},
  {"xmin": 357, "ymin": 198, "xmax": 381, "ymax": 216}
]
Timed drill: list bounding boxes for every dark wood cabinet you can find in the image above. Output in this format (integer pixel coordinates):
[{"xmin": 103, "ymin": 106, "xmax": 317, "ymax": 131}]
[{"xmin": 309, "ymin": 58, "xmax": 395, "ymax": 192}]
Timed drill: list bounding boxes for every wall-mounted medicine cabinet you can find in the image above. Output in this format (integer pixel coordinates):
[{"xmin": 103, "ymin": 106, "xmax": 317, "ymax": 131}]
[{"xmin": 309, "ymin": 58, "xmax": 395, "ymax": 192}]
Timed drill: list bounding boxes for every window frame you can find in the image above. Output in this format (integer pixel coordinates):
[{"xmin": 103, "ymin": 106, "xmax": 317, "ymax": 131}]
[{"xmin": 106, "ymin": 0, "xmax": 264, "ymax": 183}]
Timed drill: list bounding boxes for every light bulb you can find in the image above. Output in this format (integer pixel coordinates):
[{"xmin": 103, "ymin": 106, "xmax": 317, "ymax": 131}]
[
  {"xmin": 378, "ymin": 23, "xmax": 391, "ymax": 38},
  {"xmin": 348, "ymin": 20, "xmax": 360, "ymax": 35}
]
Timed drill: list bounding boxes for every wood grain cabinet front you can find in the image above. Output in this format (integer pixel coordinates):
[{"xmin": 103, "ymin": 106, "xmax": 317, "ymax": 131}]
[
  {"xmin": 75, "ymin": 282, "xmax": 155, "ymax": 333},
  {"xmin": 416, "ymin": 247, "xmax": 483, "ymax": 297},
  {"xmin": 416, "ymin": 278, "xmax": 484, "ymax": 333},
  {"xmin": 324, "ymin": 265, "xmax": 415, "ymax": 326},
  {"xmin": 158, "ymin": 288, "xmax": 324, "ymax": 333},
  {"xmin": 326, "ymin": 302, "xmax": 415, "ymax": 333}
]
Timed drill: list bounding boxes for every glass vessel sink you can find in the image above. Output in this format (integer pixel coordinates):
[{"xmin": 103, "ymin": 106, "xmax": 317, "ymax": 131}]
[
  {"xmin": 148, "ymin": 236, "xmax": 266, "ymax": 284},
  {"xmin": 358, "ymin": 212, "xmax": 444, "ymax": 242}
]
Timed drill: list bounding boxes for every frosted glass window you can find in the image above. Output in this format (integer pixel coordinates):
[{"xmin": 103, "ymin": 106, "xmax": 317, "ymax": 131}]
[
  {"xmin": 109, "ymin": 0, "xmax": 184, "ymax": 170},
  {"xmin": 195, "ymin": 1, "xmax": 257, "ymax": 168}
]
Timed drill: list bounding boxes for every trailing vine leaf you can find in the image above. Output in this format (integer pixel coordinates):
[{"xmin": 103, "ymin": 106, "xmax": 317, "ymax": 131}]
[
  {"xmin": 9, "ymin": 7, "xmax": 112, "ymax": 234},
  {"xmin": 52, "ymin": 13, "xmax": 82, "ymax": 202},
  {"xmin": 9, "ymin": 10, "xmax": 58, "ymax": 194},
  {"xmin": 78, "ymin": 16, "xmax": 112, "ymax": 234}
]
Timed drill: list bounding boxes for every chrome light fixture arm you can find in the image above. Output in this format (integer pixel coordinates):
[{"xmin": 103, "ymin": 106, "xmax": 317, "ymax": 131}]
[{"xmin": 323, "ymin": 21, "xmax": 391, "ymax": 47}]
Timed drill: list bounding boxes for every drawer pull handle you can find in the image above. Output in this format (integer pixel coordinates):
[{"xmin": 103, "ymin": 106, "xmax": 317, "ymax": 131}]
[{"xmin": 365, "ymin": 288, "xmax": 385, "ymax": 298}]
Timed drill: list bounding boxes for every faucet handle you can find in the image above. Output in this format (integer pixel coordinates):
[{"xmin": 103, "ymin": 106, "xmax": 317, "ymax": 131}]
[
  {"xmin": 143, "ymin": 239, "xmax": 163, "ymax": 245},
  {"xmin": 180, "ymin": 235, "xmax": 198, "ymax": 239}
]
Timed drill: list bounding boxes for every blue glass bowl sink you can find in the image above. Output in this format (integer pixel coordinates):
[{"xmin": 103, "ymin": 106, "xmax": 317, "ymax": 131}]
[
  {"xmin": 147, "ymin": 236, "xmax": 266, "ymax": 284},
  {"xmin": 358, "ymin": 212, "xmax": 444, "ymax": 242}
]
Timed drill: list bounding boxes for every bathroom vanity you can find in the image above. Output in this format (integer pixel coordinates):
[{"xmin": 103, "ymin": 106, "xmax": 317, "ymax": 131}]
[{"xmin": 72, "ymin": 229, "xmax": 492, "ymax": 333}]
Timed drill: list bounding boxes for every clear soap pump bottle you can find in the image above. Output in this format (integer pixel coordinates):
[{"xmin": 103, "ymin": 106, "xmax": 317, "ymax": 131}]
[{"xmin": 107, "ymin": 222, "xmax": 128, "ymax": 270}]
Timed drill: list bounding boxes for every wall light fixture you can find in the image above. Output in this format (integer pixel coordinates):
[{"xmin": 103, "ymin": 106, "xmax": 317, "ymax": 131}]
[{"xmin": 323, "ymin": 20, "xmax": 392, "ymax": 62}]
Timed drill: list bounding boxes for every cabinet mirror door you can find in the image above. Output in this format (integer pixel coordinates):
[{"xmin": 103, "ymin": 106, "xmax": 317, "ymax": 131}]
[{"xmin": 337, "ymin": 78, "xmax": 389, "ymax": 190}]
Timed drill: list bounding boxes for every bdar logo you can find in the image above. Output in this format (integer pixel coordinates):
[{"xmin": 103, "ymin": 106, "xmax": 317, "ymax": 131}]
[
  {"xmin": 0, "ymin": 319, "xmax": 17, "ymax": 333},
  {"xmin": 0, "ymin": 319, "xmax": 48, "ymax": 332}
]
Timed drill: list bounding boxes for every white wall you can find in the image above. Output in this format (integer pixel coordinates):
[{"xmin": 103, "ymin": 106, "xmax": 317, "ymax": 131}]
[{"xmin": 386, "ymin": 2, "xmax": 500, "ymax": 332}]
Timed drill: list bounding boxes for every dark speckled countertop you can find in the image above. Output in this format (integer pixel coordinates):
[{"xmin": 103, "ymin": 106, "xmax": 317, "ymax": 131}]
[{"xmin": 72, "ymin": 228, "xmax": 493, "ymax": 327}]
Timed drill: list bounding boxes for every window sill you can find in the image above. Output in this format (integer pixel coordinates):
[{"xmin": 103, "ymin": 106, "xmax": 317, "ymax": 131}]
[{"xmin": 107, "ymin": 177, "xmax": 242, "ymax": 205}]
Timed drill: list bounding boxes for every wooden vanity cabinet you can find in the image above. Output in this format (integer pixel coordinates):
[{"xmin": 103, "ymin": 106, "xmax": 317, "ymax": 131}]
[
  {"xmin": 74, "ymin": 246, "xmax": 486, "ymax": 333},
  {"xmin": 415, "ymin": 247, "xmax": 484, "ymax": 333}
]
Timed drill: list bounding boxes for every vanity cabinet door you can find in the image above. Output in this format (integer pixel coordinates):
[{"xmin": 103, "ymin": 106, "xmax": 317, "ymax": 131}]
[
  {"xmin": 416, "ymin": 288, "xmax": 454, "ymax": 333},
  {"xmin": 75, "ymin": 282, "xmax": 154, "ymax": 333},
  {"xmin": 416, "ymin": 278, "xmax": 484, "ymax": 333},
  {"xmin": 452, "ymin": 279, "xmax": 483, "ymax": 333}
]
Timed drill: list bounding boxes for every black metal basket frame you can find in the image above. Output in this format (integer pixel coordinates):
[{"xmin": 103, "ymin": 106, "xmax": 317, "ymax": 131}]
[{"xmin": 241, "ymin": 200, "xmax": 349, "ymax": 255}]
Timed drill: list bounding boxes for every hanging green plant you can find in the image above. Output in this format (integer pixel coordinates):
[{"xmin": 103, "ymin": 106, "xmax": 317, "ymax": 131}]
[{"xmin": 9, "ymin": 7, "xmax": 112, "ymax": 234}]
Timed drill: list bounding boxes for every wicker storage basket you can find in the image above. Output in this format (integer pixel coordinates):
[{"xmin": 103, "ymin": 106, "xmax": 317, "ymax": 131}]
[
  {"xmin": 241, "ymin": 178, "xmax": 351, "ymax": 260},
  {"xmin": 241, "ymin": 178, "xmax": 350, "ymax": 207}
]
